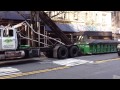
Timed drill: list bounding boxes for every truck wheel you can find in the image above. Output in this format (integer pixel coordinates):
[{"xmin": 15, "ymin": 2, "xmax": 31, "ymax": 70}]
[
  {"xmin": 57, "ymin": 46, "xmax": 68, "ymax": 59},
  {"xmin": 69, "ymin": 45, "xmax": 79, "ymax": 58}
]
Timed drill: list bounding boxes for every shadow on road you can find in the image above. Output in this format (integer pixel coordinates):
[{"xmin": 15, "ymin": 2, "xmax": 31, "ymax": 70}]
[{"xmin": 0, "ymin": 59, "xmax": 41, "ymax": 67}]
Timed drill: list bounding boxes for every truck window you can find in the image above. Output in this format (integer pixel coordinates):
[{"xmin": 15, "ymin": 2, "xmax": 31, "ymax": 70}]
[
  {"xmin": 3, "ymin": 29, "xmax": 13, "ymax": 37},
  {"xmin": 9, "ymin": 30, "xmax": 13, "ymax": 36}
]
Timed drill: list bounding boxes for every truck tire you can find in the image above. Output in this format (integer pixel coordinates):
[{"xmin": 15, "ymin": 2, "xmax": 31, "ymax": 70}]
[
  {"xmin": 57, "ymin": 45, "xmax": 68, "ymax": 59},
  {"xmin": 69, "ymin": 45, "xmax": 79, "ymax": 58}
]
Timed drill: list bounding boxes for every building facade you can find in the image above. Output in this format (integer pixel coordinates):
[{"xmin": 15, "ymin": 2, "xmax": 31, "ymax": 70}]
[
  {"xmin": 0, "ymin": 11, "xmax": 112, "ymax": 32},
  {"xmin": 0, "ymin": 11, "xmax": 113, "ymax": 42},
  {"xmin": 45, "ymin": 11, "xmax": 112, "ymax": 40},
  {"xmin": 46, "ymin": 11, "xmax": 112, "ymax": 32},
  {"xmin": 0, "ymin": 11, "xmax": 114, "ymax": 47},
  {"xmin": 111, "ymin": 11, "xmax": 120, "ymax": 41}
]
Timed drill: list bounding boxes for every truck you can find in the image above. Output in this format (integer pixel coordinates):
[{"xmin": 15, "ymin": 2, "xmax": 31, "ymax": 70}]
[
  {"xmin": 0, "ymin": 20, "xmax": 79, "ymax": 61},
  {"xmin": 0, "ymin": 22, "xmax": 42, "ymax": 60},
  {"xmin": 0, "ymin": 11, "xmax": 119, "ymax": 61}
]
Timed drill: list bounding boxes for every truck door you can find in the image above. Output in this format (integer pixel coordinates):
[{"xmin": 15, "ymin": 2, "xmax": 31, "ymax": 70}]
[{"xmin": 2, "ymin": 28, "xmax": 18, "ymax": 50}]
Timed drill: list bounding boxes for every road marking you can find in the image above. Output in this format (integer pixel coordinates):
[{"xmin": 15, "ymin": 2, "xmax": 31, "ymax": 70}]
[
  {"xmin": 0, "ymin": 67, "xmax": 22, "ymax": 76},
  {"xmin": 0, "ymin": 66, "xmax": 70, "ymax": 79},
  {"xmin": 0, "ymin": 58, "xmax": 93, "ymax": 79},
  {"xmin": 0, "ymin": 57, "xmax": 120, "ymax": 79},
  {"xmin": 113, "ymin": 75, "xmax": 120, "ymax": 79},
  {"xmin": 94, "ymin": 58, "xmax": 120, "ymax": 64},
  {"xmin": 53, "ymin": 58, "xmax": 93, "ymax": 66}
]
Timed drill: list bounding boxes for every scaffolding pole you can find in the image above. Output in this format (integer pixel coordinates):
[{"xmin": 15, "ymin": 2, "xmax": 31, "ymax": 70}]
[{"xmin": 37, "ymin": 11, "xmax": 41, "ymax": 47}]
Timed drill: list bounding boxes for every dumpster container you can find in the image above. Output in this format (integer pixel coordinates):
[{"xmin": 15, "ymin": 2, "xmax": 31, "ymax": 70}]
[
  {"xmin": 83, "ymin": 44, "xmax": 91, "ymax": 54},
  {"xmin": 107, "ymin": 44, "xmax": 111, "ymax": 53},
  {"xmin": 89, "ymin": 43, "xmax": 93, "ymax": 54},
  {"xmin": 96, "ymin": 44, "xmax": 101, "ymax": 54},
  {"xmin": 92, "ymin": 43, "xmax": 97, "ymax": 54},
  {"xmin": 100, "ymin": 44, "xmax": 104, "ymax": 53},
  {"xmin": 110, "ymin": 44, "xmax": 114, "ymax": 52}
]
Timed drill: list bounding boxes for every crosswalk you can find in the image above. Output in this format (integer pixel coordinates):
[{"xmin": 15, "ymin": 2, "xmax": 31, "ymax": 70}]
[
  {"xmin": 53, "ymin": 58, "xmax": 94, "ymax": 66},
  {"xmin": 0, "ymin": 58, "xmax": 93, "ymax": 77},
  {"xmin": 0, "ymin": 67, "xmax": 21, "ymax": 76},
  {"xmin": 113, "ymin": 75, "xmax": 120, "ymax": 79}
]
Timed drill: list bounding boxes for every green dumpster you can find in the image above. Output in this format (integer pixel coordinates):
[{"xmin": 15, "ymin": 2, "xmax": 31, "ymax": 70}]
[
  {"xmin": 83, "ymin": 44, "xmax": 91, "ymax": 54},
  {"xmin": 110, "ymin": 44, "xmax": 117, "ymax": 52},
  {"xmin": 96, "ymin": 44, "xmax": 101, "ymax": 54},
  {"xmin": 107, "ymin": 44, "xmax": 111, "ymax": 53},
  {"xmin": 89, "ymin": 44, "xmax": 94, "ymax": 54},
  {"xmin": 113, "ymin": 44, "xmax": 117, "ymax": 52},
  {"xmin": 92, "ymin": 43, "xmax": 97, "ymax": 54},
  {"xmin": 106, "ymin": 44, "xmax": 109, "ymax": 53},
  {"xmin": 77, "ymin": 44, "xmax": 91, "ymax": 55}
]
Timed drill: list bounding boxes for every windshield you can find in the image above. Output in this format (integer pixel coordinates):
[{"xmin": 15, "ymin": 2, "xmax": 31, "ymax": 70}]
[{"xmin": 3, "ymin": 29, "xmax": 14, "ymax": 37}]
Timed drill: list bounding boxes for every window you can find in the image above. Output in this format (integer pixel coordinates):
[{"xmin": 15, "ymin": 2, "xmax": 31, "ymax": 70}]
[
  {"xmin": 74, "ymin": 12, "xmax": 78, "ymax": 20},
  {"xmin": 3, "ymin": 29, "xmax": 13, "ymax": 37},
  {"xmin": 9, "ymin": 30, "xmax": 13, "ymax": 36}
]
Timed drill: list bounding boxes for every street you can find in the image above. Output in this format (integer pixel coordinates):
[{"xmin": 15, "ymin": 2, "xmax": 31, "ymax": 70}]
[{"xmin": 0, "ymin": 53, "xmax": 120, "ymax": 79}]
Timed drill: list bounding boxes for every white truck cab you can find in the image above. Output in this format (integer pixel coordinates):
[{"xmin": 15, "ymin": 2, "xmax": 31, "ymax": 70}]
[
  {"xmin": 0, "ymin": 22, "xmax": 40, "ymax": 60},
  {"xmin": 0, "ymin": 26, "xmax": 18, "ymax": 51}
]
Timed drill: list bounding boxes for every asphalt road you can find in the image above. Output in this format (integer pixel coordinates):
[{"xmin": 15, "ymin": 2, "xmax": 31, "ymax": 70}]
[{"xmin": 0, "ymin": 53, "xmax": 120, "ymax": 79}]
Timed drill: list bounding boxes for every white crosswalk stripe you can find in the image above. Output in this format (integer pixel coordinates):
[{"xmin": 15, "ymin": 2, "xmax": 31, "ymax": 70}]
[
  {"xmin": 53, "ymin": 58, "xmax": 93, "ymax": 66},
  {"xmin": 113, "ymin": 75, "xmax": 120, "ymax": 79},
  {"xmin": 0, "ymin": 67, "xmax": 21, "ymax": 76}
]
